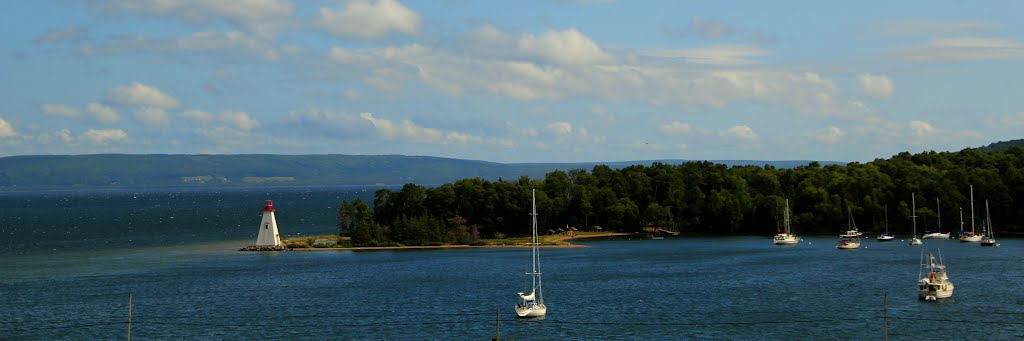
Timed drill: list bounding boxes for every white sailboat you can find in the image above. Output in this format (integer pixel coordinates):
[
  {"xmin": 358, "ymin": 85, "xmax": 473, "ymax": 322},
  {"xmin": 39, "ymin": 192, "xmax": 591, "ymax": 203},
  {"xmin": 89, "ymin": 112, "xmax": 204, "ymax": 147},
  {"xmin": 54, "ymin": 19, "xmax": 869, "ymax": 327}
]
[
  {"xmin": 959, "ymin": 185, "xmax": 982, "ymax": 242},
  {"xmin": 918, "ymin": 249, "xmax": 954, "ymax": 300},
  {"xmin": 837, "ymin": 207, "xmax": 861, "ymax": 249},
  {"xmin": 922, "ymin": 198, "xmax": 950, "ymax": 239},
  {"xmin": 910, "ymin": 193, "xmax": 922, "ymax": 245},
  {"xmin": 515, "ymin": 189, "xmax": 547, "ymax": 318},
  {"xmin": 773, "ymin": 199, "xmax": 800, "ymax": 245},
  {"xmin": 981, "ymin": 200, "xmax": 999, "ymax": 247},
  {"xmin": 876, "ymin": 205, "xmax": 894, "ymax": 241}
]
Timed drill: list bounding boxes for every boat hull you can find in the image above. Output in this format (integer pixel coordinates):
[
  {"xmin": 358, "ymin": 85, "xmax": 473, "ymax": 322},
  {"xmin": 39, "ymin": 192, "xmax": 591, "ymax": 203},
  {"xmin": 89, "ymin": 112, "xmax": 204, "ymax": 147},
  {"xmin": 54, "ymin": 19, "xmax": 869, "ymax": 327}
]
[
  {"xmin": 917, "ymin": 281, "xmax": 954, "ymax": 300},
  {"xmin": 773, "ymin": 235, "xmax": 799, "ymax": 245},
  {"xmin": 922, "ymin": 233, "xmax": 949, "ymax": 239},
  {"xmin": 515, "ymin": 304, "xmax": 547, "ymax": 318},
  {"xmin": 959, "ymin": 235, "xmax": 982, "ymax": 242},
  {"xmin": 836, "ymin": 239, "xmax": 861, "ymax": 249},
  {"xmin": 876, "ymin": 235, "xmax": 894, "ymax": 242}
]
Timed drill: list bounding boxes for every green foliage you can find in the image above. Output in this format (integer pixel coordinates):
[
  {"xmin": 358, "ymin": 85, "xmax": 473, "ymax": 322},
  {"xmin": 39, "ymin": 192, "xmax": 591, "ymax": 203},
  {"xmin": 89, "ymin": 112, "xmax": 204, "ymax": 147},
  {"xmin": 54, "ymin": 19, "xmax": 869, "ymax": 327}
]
[{"xmin": 358, "ymin": 146, "xmax": 1024, "ymax": 238}]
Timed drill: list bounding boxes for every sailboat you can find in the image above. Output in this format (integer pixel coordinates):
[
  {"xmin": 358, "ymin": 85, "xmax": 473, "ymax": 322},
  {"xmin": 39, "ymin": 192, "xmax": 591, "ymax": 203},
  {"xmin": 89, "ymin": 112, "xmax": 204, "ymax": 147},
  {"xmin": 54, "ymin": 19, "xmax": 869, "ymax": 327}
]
[
  {"xmin": 515, "ymin": 189, "xmax": 547, "ymax": 318},
  {"xmin": 917, "ymin": 249, "xmax": 954, "ymax": 300},
  {"xmin": 837, "ymin": 207, "xmax": 861, "ymax": 249},
  {"xmin": 981, "ymin": 200, "xmax": 999, "ymax": 247},
  {"xmin": 876, "ymin": 205, "xmax": 894, "ymax": 241},
  {"xmin": 959, "ymin": 185, "xmax": 982, "ymax": 242},
  {"xmin": 773, "ymin": 199, "xmax": 800, "ymax": 245},
  {"xmin": 922, "ymin": 198, "xmax": 950, "ymax": 239},
  {"xmin": 910, "ymin": 193, "xmax": 922, "ymax": 245}
]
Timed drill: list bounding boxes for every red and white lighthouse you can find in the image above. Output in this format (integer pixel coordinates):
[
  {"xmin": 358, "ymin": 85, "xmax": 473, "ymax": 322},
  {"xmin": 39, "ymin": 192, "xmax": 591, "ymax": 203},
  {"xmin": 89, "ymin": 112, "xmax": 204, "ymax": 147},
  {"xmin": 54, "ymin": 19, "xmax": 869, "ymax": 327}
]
[{"xmin": 254, "ymin": 200, "xmax": 283, "ymax": 247}]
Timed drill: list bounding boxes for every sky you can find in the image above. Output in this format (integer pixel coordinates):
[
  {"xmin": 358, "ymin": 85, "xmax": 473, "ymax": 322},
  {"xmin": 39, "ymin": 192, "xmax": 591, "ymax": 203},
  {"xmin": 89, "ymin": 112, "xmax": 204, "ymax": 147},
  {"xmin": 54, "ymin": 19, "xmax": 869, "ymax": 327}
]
[{"xmin": 2, "ymin": 0, "xmax": 1023, "ymax": 163}]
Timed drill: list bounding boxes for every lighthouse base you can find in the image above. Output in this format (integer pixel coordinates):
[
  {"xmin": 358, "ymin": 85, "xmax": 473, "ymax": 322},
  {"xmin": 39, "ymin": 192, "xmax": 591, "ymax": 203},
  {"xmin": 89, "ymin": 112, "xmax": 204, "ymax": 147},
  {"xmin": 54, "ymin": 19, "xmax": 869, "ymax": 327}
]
[{"xmin": 240, "ymin": 245, "xmax": 287, "ymax": 251}]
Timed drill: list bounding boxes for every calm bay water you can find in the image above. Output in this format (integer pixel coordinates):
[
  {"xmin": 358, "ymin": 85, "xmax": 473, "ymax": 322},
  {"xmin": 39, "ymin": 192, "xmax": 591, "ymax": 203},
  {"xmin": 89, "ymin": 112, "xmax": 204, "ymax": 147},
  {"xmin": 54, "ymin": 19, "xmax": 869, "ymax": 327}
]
[{"xmin": 2, "ymin": 188, "xmax": 1024, "ymax": 340}]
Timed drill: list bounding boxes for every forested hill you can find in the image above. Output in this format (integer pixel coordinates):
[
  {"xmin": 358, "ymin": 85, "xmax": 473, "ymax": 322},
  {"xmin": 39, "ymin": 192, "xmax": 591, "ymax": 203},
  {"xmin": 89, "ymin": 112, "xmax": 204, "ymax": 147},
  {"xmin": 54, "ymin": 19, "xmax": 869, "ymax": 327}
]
[
  {"xmin": 977, "ymin": 139, "xmax": 1024, "ymax": 152},
  {"xmin": 0, "ymin": 154, "xmax": 838, "ymax": 190},
  {"xmin": 346, "ymin": 146, "xmax": 1024, "ymax": 246}
]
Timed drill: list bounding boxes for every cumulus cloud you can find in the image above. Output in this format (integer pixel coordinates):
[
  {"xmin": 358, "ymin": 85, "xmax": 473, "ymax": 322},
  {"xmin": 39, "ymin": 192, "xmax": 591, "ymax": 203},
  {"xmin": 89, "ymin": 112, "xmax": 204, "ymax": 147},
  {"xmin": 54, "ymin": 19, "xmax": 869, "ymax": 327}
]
[
  {"xmin": 92, "ymin": 0, "xmax": 294, "ymax": 38},
  {"xmin": 82, "ymin": 129, "xmax": 128, "ymax": 144},
  {"xmin": 180, "ymin": 109, "xmax": 214, "ymax": 123},
  {"xmin": 659, "ymin": 121, "xmax": 693, "ymax": 135},
  {"xmin": 0, "ymin": 117, "xmax": 15, "ymax": 137},
  {"xmin": 909, "ymin": 120, "xmax": 937, "ymax": 137},
  {"xmin": 109, "ymin": 82, "xmax": 181, "ymax": 108},
  {"xmin": 641, "ymin": 44, "xmax": 770, "ymax": 66},
  {"xmin": 87, "ymin": 102, "xmax": 120, "ymax": 124},
  {"xmin": 315, "ymin": 0, "xmax": 421, "ymax": 39},
  {"xmin": 814, "ymin": 126, "xmax": 846, "ymax": 144},
  {"xmin": 42, "ymin": 104, "xmax": 80, "ymax": 118},
  {"xmin": 721, "ymin": 125, "xmax": 758, "ymax": 140},
  {"xmin": 858, "ymin": 74, "xmax": 894, "ymax": 98},
  {"xmin": 518, "ymin": 28, "xmax": 614, "ymax": 65},
  {"xmin": 133, "ymin": 107, "xmax": 169, "ymax": 126},
  {"xmin": 358, "ymin": 112, "xmax": 492, "ymax": 145},
  {"xmin": 547, "ymin": 121, "xmax": 573, "ymax": 139},
  {"xmin": 220, "ymin": 110, "xmax": 260, "ymax": 131}
]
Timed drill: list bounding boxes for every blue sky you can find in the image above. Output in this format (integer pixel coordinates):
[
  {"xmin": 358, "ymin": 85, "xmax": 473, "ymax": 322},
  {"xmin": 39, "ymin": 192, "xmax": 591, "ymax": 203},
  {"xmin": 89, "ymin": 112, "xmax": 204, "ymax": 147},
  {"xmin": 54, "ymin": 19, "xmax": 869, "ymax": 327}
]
[{"xmin": 2, "ymin": 0, "xmax": 1023, "ymax": 163}]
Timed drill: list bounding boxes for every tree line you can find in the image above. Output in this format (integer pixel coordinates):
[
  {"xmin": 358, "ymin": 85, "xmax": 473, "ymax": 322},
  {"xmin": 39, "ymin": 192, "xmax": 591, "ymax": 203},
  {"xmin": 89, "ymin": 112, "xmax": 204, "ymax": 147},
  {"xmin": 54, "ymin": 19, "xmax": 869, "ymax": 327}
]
[{"xmin": 337, "ymin": 147, "xmax": 1024, "ymax": 246}]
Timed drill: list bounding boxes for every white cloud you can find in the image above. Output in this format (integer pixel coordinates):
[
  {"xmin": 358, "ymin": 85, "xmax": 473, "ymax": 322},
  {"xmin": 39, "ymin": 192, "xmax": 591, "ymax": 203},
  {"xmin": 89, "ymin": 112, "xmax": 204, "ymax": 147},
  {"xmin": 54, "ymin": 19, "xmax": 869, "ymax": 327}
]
[
  {"xmin": 814, "ymin": 126, "xmax": 846, "ymax": 144},
  {"xmin": 109, "ymin": 82, "xmax": 181, "ymax": 109},
  {"xmin": 893, "ymin": 37, "xmax": 1024, "ymax": 62},
  {"xmin": 220, "ymin": 110, "xmax": 260, "ymax": 131},
  {"xmin": 689, "ymin": 16, "xmax": 734, "ymax": 39},
  {"xmin": 641, "ymin": 44, "xmax": 770, "ymax": 66},
  {"xmin": 858, "ymin": 74, "xmax": 894, "ymax": 98},
  {"xmin": 721, "ymin": 125, "xmax": 758, "ymax": 140},
  {"xmin": 82, "ymin": 129, "xmax": 128, "ymax": 144},
  {"xmin": 93, "ymin": 0, "xmax": 294, "ymax": 38},
  {"xmin": 0, "ymin": 117, "xmax": 15, "ymax": 137},
  {"xmin": 547, "ymin": 121, "xmax": 573, "ymax": 139},
  {"xmin": 518, "ymin": 28, "xmax": 614, "ymax": 65},
  {"xmin": 80, "ymin": 31, "xmax": 289, "ymax": 62},
  {"xmin": 133, "ymin": 107, "xmax": 169, "ymax": 126},
  {"xmin": 343, "ymin": 88, "xmax": 360, "ymax": 101},
  {"xmin": 42, "ymin": 104, "xmax": 80, "ymax": 118},
  {"xmin": 909, "ymin": 120, "xmax": 937, "ymax": 137},
  {"xmin": 86, "ymin": 102, "xmax": 120, "ymax": 124},
  {"xmin": 358, "ymin": 112, "xmax": 490, "ymax": 145},
  {"xmin": 674, "ymin": 143, "xmax": 688, "ymax": 150},
  {"xmin": 180, "ymin": 109, "xmax": 214, "ymax": 123},
  {"xmin": 659, "ymin": 121, "xmax": 693, "ymax": 135},
  {"xmin": 315, "ymin": 0, "xmax": 421, "ymax": 39}
]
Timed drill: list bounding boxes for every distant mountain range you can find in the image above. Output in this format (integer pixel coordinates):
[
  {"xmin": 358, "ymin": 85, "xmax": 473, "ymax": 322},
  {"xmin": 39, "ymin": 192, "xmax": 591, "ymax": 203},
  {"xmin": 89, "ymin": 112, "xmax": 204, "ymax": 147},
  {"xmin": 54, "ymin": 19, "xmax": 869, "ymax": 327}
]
[
  {"xmin": 976, "ymin": 139, "xmax": 1024, "ymax": 152},
  {"xmin": 0, "ymin": 154, "xmax": 843, "ymax": 190}
]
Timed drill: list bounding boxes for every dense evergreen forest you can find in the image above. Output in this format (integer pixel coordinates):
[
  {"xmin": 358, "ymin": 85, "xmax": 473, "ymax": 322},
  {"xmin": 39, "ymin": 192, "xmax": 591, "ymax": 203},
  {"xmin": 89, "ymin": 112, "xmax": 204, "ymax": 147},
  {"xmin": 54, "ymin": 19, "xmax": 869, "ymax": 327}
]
[{"xmin": 337, "ymin": 147, "xmax": 1024, "ymax": 246}]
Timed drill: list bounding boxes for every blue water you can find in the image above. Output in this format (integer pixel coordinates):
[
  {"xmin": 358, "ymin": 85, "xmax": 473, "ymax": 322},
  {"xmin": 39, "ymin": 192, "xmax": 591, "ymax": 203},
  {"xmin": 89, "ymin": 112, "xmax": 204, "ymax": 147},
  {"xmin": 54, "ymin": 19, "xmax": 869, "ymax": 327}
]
[{"xmin": 2, "ymin": 188, "xmax": 1024, "ymax": 340}]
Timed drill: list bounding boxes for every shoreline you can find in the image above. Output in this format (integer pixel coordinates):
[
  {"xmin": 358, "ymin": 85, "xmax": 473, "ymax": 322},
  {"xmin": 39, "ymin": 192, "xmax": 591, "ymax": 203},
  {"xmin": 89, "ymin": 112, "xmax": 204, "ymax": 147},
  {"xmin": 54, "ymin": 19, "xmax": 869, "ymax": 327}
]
[{"xmin": 284, "ymin": 232, "xmax": 634, "ymax": 251}]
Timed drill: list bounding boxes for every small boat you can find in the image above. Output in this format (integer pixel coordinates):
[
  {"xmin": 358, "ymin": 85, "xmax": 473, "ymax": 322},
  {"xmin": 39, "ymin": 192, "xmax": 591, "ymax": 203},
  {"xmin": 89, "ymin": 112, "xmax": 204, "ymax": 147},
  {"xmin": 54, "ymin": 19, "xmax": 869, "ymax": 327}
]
[
  {"xmin": 515, "ymin": 189, "xmax": 547, "ymax": 318},
  {"xmin": 909, "ymin": 193, "xmax": 922, "ymax": 246},
  {"xmin": 980, "ymin": 200, "xmax": 998, "ymax": 247},
  {"xmin": 837, "ymin": 207, "xmax": 861, "ymax": 249},
  {"xmin": 922, "ymin": 198, "xmax": 950, "ymax": 239},
  {"xmin": 876, "ymin": 205, "xmax": 894, "ymax": 241},
  {"xmin": 773, "ymin": 199, "xmax": 800, "ymax": 245},
  {"xmin": 959, "ymin": 185, "xmax": 983, "ymax": 242},
  {"xmin": 918, "ymin": 249, "xmax": 954, "ymax": 300}
]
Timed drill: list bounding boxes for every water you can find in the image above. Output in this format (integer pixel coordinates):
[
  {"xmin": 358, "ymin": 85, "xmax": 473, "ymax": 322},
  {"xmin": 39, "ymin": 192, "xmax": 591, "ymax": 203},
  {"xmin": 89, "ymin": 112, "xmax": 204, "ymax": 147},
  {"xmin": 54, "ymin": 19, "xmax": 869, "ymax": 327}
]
[{"xmin": 2, "ymin": 188, "xmax": 1024, "ymax": 339}]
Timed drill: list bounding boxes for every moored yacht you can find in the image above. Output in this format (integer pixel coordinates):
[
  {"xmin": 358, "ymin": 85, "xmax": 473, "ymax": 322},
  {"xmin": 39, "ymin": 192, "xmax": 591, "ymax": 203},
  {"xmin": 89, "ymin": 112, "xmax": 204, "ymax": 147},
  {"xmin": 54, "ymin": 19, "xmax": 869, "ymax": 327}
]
[
  {"xmin": 918, "ymin": 250, "xmax": 954, "ymax": 301},
  {"xmin": 773, "ymin": 199, "xmax": 800, "ymax": 245}
]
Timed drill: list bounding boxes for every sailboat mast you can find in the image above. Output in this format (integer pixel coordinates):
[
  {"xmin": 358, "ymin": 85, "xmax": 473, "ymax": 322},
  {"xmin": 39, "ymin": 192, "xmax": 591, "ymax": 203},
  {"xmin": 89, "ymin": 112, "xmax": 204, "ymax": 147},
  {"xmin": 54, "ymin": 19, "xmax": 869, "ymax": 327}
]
[
  {"xmin": 985, "ymin": 200, "xmax": 991, "ymax": 237},
  {"xmin": 936, "ymin": 198, "xmax": 941, "ymax": 231},
  {"xmin": 531, "ymin": 189, "xmax": 542, "ymax": 304},
  {"xmin": 911, "ymin": 193, "xmax": 917, "ymax": 235},
  {"xmin": 970, "ymin": 185, "xmax": 976, "ymax": 234},
  {"xmin": 784, "ymin": 199, "xmax": 790, "ymax": 234},
  {"xmin": 884, "ymin": 204, "xmax": 889, "ymax": 233}
]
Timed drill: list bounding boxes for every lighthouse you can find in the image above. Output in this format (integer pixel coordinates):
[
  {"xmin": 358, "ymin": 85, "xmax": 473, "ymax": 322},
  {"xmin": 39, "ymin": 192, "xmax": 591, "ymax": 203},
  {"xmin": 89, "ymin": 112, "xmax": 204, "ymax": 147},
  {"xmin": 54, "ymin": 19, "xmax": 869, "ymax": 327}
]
[{"xmin": 253, "ymin": 199, "xmax": 284, "ymax": 250}]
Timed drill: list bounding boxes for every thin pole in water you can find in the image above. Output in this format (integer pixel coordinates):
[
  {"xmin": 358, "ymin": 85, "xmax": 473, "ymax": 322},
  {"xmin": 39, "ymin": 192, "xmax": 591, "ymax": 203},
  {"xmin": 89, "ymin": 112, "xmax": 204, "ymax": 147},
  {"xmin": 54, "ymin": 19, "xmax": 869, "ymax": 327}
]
[
  {"xmin": 493, "ymin": 309, "xmax": 500, "ymax": 341},
  {"xmin": 883, "ymin": 291, "xmax": 888, "ymax": 341},
  {"xmin": 127, "ymin": 293, "xmax": 132, "ymax": 341}
]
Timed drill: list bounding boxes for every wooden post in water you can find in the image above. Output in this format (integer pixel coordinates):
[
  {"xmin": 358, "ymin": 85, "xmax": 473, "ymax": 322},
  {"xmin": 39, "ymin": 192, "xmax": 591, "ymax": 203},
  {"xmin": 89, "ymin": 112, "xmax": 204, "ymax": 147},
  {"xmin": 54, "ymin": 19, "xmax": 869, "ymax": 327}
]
[
  {"xmin": 883, "ymin": 291, "xmax": 888, "ymax": 341},
  {"xmin": 493, "ymin": 309, "xmax": 500, "ymax": 341},
  {"xmin": 127, "ymin": 293, "xmax": 133, "ymax": 341}
]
